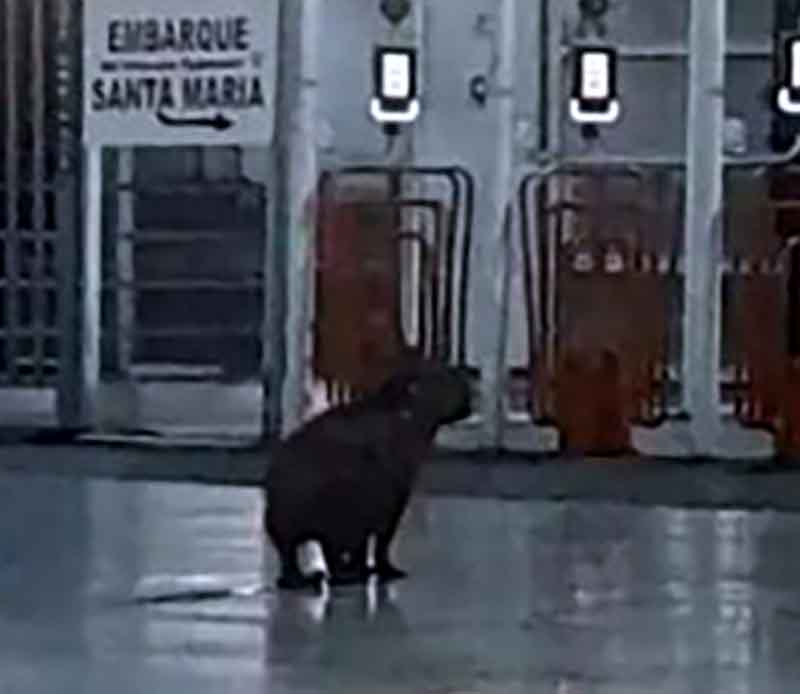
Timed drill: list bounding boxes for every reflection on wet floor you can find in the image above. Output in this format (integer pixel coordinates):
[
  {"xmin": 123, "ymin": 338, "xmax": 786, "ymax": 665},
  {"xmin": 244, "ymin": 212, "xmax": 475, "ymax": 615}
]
[{"xmin": 2, "ymin": 472, "xmax": 800, "ymax": 693}]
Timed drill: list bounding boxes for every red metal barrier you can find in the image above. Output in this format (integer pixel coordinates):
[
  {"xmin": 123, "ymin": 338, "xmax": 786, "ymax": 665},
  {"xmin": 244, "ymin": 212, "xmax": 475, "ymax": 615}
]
[
  {"xmin": 520, "ymin": 168, "xmax": 678, "ymax": 455},
  {"xmin": 727, "ymin": 170, "xmax": 800, "ymax": 457},
  {"xmin": 314, "ymin": 185, "xmax": 405, "ymax": 396},
  {"xmin": 312, "ymin": 172, "xmax": 459, "ymax": 399}
]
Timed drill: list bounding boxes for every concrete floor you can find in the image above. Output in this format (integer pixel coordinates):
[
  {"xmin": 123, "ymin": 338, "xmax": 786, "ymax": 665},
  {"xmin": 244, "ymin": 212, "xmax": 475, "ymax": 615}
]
[{"xmin": 3, "ymin": 469, "xmax": 800, "ymax": 693}]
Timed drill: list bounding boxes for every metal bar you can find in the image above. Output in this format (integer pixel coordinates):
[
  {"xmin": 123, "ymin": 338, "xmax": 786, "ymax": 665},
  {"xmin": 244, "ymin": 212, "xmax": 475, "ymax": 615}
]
[
  {"xmin": 562, "ymin": 42, "xmax": 773, "ymax": 60},
  {"xmin": 0, "ymin": 279, "xmax": 57, "ymax": 288},
  {"xmin": 454, "ymin": 167, "xmax": 474, "ymax": 366},
  {"xmin": 438, "ymin": 178, "xmax": 459, "ymax": 360},
  {"xmin": 496, "ymin": 203, "xmax": 514, "ymax": 436},
  {"xmin": 544, "ymin": 177, "xmax": 561, "ymax": 417},
  {"xmin": 546, "ymin": 0, "xmax": 564, "ymax": 156},
  {"xmin": 0, "ymin": 230, "xmax": 58, "ymax": 239},
  {"xmin": 55, "ymin": 0, "xmax": 82, "ymax": 427},
  {"xmin": 81, "ymin": 145, "xmax": 103, "ymax": 426},
  {"xmin": 0, "ymin": 328, "xmax": 60, "ymax": 337},
  {"xmin": 518, "ymin": 175, "xmax": 542, "ymax": 409},
  {"xmin": 127, "ymin": 326, "xmax": 262, "ymax": 338},
  {"xmin": 263, "ymin": 148, "xmax": 278, "ymax": 438},
  {"xmin": 117, "ymin": 229, "xmax": 260, "ymax": 243},
  {"xmin": 31, "ymin": 0, "xmax": 47, "ymax": 385},
  {"xmin": 116, "ymin": 149, "xmax": 135, "ymax": 375},
  {"xmin": 682, "ymin": 0, "xmax": 725, "ymax": 453},
  {"xmin": 113, "ymin": 182, "xmax": 262, "ymax": 195},
  {"xmin": 394, "ymin": 230, "xmax": 431, "ymax": 354},
  {"xmin": 4, "ymin": 0, "xmax": 19, "ymax": 383},
  {"xmin": 525, "ymin": 136, "xmax": 800, "ymax": 174},
  {"xmin": 0, "ymin": 184, "xmax": 60, "ymax": 193},
  {"xmin": 326, "ymin": 197, "xmax": 443, "ymax": 354},
  {"xmin": 100, "ymin": 280, "xmax": 264, "ymax": 291}
]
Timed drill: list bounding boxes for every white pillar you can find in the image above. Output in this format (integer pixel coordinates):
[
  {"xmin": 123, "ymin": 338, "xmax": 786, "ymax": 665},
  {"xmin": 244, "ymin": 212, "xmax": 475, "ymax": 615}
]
[
  {"xmin": 681, "ymin": 0, "xmax": 725, "ymax": 454},
  {"xmin": 273, "ymin": 0, "xmax": 321, "ymax": 437},
  {"xmin": 473, "ymin": 0, "xmax": 516, "ymax": 449}
]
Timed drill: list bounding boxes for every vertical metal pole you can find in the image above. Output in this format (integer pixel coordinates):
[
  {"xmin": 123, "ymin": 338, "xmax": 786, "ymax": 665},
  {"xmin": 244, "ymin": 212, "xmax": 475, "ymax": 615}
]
[
  {"xmin": 32, "ymin": 0, "xmax": 47, "ymax": 385},
  {"xmin": 55, "ymin": 0, "xmax": 82, "ymax": 427},
  {"xmin": 4, "ymin": 0, "xmax": 19, "ymax": 384},
  {"xmin": 115, "ymin": 149, "xmax": 135, "ymax": 375},
  {"xmin": 478, "ymin": 0, "xmax": 516, "ymax": 449},
  {"xmin": 386, "ymin": 2, "xmax": 420, "ymax": 354},
  {"xmin": 544, "ymin": 0, "xmax": 564, "ymax": 413},
  {"xmin": 682, "ymin": 0, "xmax": 725, "ymax": 454},
  {"xmin": 545, "ymin": 0, "xmax": 563, "ymax": 156},
  {"xmin": 81, "ymin": 145, "xmax": 103, "ymax": 427},
  {"xmin": 270, "ymin": 0, "xmax": 320, "ymax": 438}
]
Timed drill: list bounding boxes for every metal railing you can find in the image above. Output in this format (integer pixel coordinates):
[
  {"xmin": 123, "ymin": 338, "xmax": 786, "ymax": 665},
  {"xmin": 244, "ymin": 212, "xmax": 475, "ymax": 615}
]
[{"xmin": 317, "ymin": 165, "xmax": 475, "ymax": 365}]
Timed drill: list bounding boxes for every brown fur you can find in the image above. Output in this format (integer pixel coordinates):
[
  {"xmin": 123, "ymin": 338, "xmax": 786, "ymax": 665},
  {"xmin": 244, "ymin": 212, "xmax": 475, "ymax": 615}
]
[{"xmin": 263, "ymin": 357, "xmax": 472, "ymax": 589}]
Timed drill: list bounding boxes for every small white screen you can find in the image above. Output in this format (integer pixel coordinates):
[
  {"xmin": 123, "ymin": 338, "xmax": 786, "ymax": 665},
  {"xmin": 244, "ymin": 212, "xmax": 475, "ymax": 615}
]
[
  {"xmin": 382, "ymin": 52, "xmax": 411, "ymax": 99},
  {"xmin": 792, "ymin": 40, "xmax": 800, "ymax": 88},
  {"xmin": 581, "ymin": 52, "xmax": 610, "ymax": 100}
]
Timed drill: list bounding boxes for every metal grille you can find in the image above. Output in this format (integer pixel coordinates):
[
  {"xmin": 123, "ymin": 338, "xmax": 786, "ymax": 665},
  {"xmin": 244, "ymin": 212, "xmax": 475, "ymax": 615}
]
[
  {"xmin": 0, "ymin": 0, "xmax": 81, "ymax": 388},
  {"xmin": 311, "ymin": 166, "xmax": 474, "ymax": 404},
  {"xmin": 102, "ymin": 149, "xmax": 268, "ymax": 384},
  {"xmin": 518, "ymin": 166, "xmax": 681, "ymax": 453}
]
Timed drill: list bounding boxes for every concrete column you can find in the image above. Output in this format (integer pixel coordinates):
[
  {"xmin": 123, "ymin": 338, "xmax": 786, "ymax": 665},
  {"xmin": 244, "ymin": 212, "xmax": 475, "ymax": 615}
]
[
  {"xmin": 681, "ymin": 0, "xmax": 725, "ymax": 454},
  {"xmin": 270, "ymin": 0, "xmax": 321, "ymax": 438},
  {"xmin": 477, "ymin": 0, "xmax": 516, "ymax": 449}
]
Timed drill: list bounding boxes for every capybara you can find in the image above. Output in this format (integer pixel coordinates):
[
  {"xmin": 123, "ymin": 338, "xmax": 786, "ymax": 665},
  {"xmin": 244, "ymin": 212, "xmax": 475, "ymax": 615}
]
[{"xmin": 263, "ymin": 356, "xmax": 472, "ymax": 590}]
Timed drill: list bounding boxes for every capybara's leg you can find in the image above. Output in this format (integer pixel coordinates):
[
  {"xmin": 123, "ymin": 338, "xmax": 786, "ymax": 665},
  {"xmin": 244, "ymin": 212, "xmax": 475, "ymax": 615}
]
[
  {"xmin": 373, "ymin": 502, "xmax": 410, "ymax": 581},
  {"xmin": 275, "ymin": 545, "xmax": 311, "ymax": 590},
  {"xmin": 265, "ymin": 512, "xmax": 314, "ymax": 590}
]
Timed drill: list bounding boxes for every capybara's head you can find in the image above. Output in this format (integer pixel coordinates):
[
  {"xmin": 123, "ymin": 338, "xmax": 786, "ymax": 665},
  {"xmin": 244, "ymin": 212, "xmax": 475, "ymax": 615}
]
[{"xmin": 375, "ymin": 358, "xmax": 473, "ymax": 427}]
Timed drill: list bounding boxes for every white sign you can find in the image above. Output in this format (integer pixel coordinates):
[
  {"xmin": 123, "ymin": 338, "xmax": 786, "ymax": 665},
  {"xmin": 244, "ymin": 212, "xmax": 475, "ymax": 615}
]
[
  {"xmin": 581, "ymin": 52, "xmax": 610, "ymax": 100},
  {"xmin": 382, "ymin": 53, "xmax": 411, "ymax": 99},
  {"xmin": 83, "ymin": 0, "xmax": 278, "ymax": 147}
]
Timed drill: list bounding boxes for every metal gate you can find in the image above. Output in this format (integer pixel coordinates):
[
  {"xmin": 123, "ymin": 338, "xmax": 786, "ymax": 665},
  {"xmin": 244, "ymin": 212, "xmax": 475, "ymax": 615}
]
[
  {"xmin": 518, "ymin": 167, "xmax": 681, "ymax": 454},
  {"xmin": 313, "ymin": 166, "xmax": 474, "ymax": 402},
  {"xmin": 724, "ymin": 169, "xmax": 800, "ymax": 458},
  {"xmin": 0, "ymin": 0, "xmax": 82, "ymax": 424},
  {"xmin": 102, "ymin": 149, "xmax": 267, "ymax": 382}
]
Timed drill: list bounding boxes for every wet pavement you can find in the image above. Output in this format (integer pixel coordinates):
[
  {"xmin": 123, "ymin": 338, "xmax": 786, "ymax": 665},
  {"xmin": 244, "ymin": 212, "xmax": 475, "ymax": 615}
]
[{"xmin": 3, "ymin": 468, "xmax": 800, "ymax": 693}]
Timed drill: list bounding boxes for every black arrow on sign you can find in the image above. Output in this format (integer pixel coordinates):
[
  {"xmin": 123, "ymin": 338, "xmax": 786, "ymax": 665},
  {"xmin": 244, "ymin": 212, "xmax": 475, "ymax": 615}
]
[{"xmin": 155, "ymin": 110, "xmax": 235, "ymax": 131}]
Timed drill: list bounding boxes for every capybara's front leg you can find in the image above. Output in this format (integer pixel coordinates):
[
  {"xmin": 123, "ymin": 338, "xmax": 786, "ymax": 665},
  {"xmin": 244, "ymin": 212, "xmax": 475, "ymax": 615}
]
[
  {"xmin": 371, "ymin": 488, "xmax": 416, "ymax": 582},
  {"xmin": 372, "ymin": 520, "xmax": 408, "ymax": 582},
  {"xmin": 373, "ymin": 536, "xmax": 408, "ymax": 582}
]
